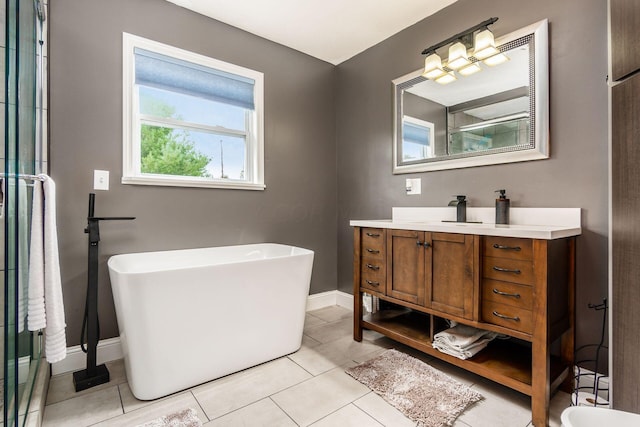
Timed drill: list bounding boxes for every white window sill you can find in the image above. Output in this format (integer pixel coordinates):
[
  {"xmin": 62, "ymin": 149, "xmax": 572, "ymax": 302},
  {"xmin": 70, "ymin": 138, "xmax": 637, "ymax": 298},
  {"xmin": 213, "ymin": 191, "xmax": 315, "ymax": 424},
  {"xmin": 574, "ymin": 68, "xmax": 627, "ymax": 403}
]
[{"xmin": 122, "ymin": 175, "xmax": 266, "ymax": 191}]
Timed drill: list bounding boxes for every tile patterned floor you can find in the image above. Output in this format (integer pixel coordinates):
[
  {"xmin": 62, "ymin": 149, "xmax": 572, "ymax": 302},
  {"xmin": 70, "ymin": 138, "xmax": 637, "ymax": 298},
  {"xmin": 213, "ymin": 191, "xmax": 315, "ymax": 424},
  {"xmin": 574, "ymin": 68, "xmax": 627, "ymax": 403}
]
[{"xmin": 42, "ymin": 306, "xmax": 570, "ymax": 426}]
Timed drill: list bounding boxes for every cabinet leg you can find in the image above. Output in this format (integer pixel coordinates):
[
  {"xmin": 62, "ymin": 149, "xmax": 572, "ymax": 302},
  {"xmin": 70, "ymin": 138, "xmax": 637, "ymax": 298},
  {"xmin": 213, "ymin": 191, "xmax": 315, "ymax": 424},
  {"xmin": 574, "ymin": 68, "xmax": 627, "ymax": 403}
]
[
  {"xmin": 354, "ymin": 292, "xmax": 363, "ymax": 342},
  {"xmin": 531, "ymin": 352, "xmax": 551, "ymax": 426},
  {"xmin": 531, "ymin": 393, "xmax": 550, "ymax": 427}
]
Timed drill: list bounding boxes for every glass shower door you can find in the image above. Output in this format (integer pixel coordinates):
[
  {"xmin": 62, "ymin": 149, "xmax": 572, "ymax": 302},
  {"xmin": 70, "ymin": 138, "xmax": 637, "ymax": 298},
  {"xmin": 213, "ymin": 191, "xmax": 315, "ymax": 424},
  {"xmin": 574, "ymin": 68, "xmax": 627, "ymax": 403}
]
[{"xmin": 3, "ymin": 0, "xmax": 43, "ymax": 425}]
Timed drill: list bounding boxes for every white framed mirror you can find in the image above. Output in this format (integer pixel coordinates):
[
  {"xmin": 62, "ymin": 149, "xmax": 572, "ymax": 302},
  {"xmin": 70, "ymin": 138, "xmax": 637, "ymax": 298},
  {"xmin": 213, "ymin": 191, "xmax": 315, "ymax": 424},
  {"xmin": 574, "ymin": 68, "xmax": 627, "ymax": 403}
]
[{"xmin": 393, "ymin": 19, "xmax": 548, "ymax": 174}]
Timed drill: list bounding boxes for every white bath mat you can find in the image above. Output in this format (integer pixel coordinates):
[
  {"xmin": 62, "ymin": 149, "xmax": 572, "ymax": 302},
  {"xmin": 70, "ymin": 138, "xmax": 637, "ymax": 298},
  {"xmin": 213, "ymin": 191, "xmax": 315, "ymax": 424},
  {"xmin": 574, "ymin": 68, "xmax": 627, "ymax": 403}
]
[{"xmin": 136, "ymin": 408, "xmax": 202, "ymax": 427}]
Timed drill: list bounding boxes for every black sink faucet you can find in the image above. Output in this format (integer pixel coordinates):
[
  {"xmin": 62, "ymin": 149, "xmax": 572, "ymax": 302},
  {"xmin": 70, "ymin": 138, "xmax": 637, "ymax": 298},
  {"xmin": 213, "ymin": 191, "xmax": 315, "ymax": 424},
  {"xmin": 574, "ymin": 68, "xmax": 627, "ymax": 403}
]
[{"xmin": 448, "ymin": 195, "xmax": 467, "ymax": 222}]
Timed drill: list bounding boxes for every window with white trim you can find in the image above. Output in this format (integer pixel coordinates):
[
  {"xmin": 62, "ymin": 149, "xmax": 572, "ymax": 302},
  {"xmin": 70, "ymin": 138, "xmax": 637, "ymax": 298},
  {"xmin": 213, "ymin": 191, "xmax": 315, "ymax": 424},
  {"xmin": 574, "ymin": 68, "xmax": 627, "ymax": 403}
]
[{"xmin": 122, "ymin": 33, "xmax": 265, "ymax": 190}]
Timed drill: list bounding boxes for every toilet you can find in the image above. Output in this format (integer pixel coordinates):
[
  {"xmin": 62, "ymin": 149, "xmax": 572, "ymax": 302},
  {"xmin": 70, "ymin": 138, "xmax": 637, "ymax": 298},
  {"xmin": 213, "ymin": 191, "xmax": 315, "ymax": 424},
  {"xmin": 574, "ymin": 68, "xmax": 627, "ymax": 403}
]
[{"xmin": 561, "ymin": 406, "xmax": 640, "ymax": 427}]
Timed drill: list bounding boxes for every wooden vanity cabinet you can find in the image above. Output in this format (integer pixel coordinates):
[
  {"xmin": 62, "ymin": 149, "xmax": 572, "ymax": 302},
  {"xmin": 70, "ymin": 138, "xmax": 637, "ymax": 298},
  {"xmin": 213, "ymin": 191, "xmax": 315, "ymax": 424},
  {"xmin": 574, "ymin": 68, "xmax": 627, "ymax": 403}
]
[
  {"xmin": 385, "ymin": 229, "xmax": 476, "ymax": 319},
  {"xmin": 353, "ymin": 227, "xmax": 576, "ymax": 427}
]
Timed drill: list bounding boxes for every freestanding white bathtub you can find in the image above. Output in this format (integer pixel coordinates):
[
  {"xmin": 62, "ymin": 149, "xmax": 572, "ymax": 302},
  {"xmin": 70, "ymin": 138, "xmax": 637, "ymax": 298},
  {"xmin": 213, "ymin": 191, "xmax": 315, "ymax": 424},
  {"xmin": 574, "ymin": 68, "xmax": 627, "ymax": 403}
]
[{"xmin": 107, "ymin": 243, "xmax": 314, "ymax": 400}]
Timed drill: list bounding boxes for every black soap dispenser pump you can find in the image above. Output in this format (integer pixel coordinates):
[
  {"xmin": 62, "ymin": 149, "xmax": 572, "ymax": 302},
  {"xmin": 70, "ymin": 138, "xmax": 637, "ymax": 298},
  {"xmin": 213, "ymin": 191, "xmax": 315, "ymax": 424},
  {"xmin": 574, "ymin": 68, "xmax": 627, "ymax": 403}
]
[{"xmin": 495, "ymin": 189, "xmax": 510, "ymax": 225}]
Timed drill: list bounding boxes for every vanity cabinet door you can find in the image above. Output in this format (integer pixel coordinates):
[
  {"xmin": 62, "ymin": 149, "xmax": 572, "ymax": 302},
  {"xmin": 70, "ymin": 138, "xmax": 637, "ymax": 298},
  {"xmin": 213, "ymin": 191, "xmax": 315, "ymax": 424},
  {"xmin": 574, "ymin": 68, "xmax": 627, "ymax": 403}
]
[
  {"xmin": 386, "ymin": 229, "xmax": 426, "ymax": 305},
  {"xmin": 426, "ymin": 233, "xmax": 476, "ymax": 320}
]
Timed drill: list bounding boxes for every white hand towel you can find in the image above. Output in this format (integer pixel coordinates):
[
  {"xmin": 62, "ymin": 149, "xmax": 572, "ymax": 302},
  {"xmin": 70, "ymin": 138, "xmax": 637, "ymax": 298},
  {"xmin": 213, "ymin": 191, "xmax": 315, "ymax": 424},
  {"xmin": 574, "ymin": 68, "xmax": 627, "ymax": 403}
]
[
  {"xmin": 18, "ymin": 179, "xmax": 29, "ymax": 332},
  {"xmin": 27, "ymin": 175, "xmax": 67, "ymax": 363},
  {"xmin": 27, "ymin": 179, "xmax": 46, "ymax": 331},
  {"xmin": 42, "ymin": 175, "xmax": 67, "ymax": 363}
]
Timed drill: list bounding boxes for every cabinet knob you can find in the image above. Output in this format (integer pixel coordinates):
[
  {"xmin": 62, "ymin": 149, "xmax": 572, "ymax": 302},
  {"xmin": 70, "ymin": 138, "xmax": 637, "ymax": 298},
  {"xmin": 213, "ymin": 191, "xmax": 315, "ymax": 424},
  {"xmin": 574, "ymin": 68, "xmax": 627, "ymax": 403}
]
[
  {"xmin": 416, "ymin": 240, "xmax": 431, "ymax": 248},
  {"xmin": 366, "ymin": 263, "xmax": 380, "ymax": 271},
  {"xmin": 366, "ymin": 232, "xmax": 381, "ymax": 237},
  {"xmin": 365, "ymin": 280, "xmax": 380, "ymax": 287},
  {"xmin": 366, "ymin": 248, "xmax": 380, "ymax": 254}
]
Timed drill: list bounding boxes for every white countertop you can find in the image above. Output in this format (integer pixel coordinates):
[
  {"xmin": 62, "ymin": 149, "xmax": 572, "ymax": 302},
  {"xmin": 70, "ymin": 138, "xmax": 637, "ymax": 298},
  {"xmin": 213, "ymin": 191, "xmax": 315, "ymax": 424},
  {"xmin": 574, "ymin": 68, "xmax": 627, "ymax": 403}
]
[{"xmin": 350, "ymin": 207, "xmax": 582, "ymax": 240}]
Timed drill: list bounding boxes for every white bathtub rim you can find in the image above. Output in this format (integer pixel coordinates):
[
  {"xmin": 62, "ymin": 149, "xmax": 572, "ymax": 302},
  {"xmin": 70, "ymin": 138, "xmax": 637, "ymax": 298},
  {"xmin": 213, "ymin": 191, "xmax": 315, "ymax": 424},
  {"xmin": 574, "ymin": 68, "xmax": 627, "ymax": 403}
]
[
  {"xmin": 51, "ymin": 290, "xmax": 353, "ymax": 376},
  {"xmin": 108, "ymin": 243, "xmax": 314, "ymax": 275}
]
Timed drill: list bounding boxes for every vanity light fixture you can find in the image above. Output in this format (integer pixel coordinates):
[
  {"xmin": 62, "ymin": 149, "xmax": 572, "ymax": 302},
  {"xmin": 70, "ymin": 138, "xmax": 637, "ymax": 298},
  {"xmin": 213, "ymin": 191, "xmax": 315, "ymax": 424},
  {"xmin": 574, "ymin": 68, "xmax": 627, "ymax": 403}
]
[
  {"xmin": 473, "ymin": 29, "xmax": 500, "ymax": 59},
  {"xmin": 458, "ymin": 62, "xmax": 482, "ymax": 76},
  {"xmin": 482, "ymin": 52, "xmax": 509, "ymax": 66},
  {"xmin": 421, "ymin": 17, "xmax": 508, "ymax": 84},
  {"xmin": 446, "ymin": 41, "xmax": 471, "ymax": 70},
  {"xmin": 435, "ymin": 71, "xmax": 457, "ymax": 84},
  {"xmin": 422, "ymin": 53, "xmax": 447, "ymax": 79}
]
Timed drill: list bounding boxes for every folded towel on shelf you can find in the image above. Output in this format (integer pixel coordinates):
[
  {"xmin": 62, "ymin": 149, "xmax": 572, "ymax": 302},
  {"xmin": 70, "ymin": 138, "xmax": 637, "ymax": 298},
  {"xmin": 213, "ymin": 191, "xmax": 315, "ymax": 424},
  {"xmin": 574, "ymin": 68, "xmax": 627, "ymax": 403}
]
[
  {"xmin": 433, "ymin": 324, "xmax": 499, "ymax": 360},
  {"xmin": 27, "ymin": 174, "xmax": 67, "ymax": 363}
]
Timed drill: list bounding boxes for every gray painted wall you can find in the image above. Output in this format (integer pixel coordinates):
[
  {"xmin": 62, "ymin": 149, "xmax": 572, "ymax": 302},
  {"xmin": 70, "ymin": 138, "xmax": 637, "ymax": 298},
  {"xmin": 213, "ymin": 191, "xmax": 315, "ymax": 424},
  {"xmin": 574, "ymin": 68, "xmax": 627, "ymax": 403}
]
[
  {"xmin": 49, "ymin": 0, "xmax": 337, "ymax": 345},
  {"xmin": 336, "ymin": 0, "xmax": 609, "ymax": 359},
  {"xmin": 49, "ymin": 0, "xmax": 609, "ymax": 362}
]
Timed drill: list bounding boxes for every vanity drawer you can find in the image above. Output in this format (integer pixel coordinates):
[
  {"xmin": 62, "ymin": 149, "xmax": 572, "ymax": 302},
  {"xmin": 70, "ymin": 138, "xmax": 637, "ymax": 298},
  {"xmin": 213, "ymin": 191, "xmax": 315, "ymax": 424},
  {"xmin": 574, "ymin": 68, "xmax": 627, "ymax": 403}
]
[
  {"xmin": 483, "ymin": 236, "xmax": 533, "ymax": 261},
  {"xmin": 482, "ymin": 279, "xmax": 533, "ymax": 310},
  {"xmin": 482, "ymin": 301, "xmax": 533, "ymax": 334},
  {"xmin": 360, "ymin": 260, "xmax": 386, "ymax": 293},
  {"xmin": 483, "ymin": 256, "xmax": 534, "ymax": 286},
  {"xmin": 361, "ymin": 228, "xmax": 385, "ymax": 261}
]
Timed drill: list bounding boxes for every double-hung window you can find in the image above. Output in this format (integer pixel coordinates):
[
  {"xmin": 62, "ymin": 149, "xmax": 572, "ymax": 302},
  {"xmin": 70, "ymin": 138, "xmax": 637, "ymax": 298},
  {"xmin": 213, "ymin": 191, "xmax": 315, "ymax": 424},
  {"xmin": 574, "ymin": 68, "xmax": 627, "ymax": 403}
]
[{"xmin": 123, "ymin": 33, "xmax": 264, "ymax": 190}]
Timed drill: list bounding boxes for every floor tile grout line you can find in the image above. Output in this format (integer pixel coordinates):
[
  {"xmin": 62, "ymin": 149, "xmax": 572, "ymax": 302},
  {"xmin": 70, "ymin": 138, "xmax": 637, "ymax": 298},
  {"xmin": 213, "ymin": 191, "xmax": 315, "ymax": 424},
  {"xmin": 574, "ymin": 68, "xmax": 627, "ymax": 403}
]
[
  {"xmin": 189, "ymin": 390, "xmax": 210, "ymax": 423},
  {"xmin": 116, "ymin": 384, "xmax": 125, "ymax": 415},
  {"xmin": 312, "ymin": 399, "xmax": 385, "ymax": 427},
  {"xmin": 268, "ymin": 396, "xmax": 301, "ymax": 426},
  {"xmin": 286, "ymin": 355, "xmax": 316, "ymax": 377}
]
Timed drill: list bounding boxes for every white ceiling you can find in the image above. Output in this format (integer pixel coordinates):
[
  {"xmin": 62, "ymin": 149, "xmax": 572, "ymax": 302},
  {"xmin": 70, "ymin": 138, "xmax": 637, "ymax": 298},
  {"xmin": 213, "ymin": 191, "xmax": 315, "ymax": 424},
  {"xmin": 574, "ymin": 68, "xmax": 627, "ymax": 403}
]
[{"xmin": 165, "ymin": 0, "xmax": 458, "ymax": 65}]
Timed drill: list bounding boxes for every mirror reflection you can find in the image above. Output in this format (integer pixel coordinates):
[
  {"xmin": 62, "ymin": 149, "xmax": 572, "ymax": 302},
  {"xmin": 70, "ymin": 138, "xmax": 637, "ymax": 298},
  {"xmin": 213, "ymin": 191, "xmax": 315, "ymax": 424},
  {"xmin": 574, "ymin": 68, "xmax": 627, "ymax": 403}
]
[{"xmin": 393, "ymin": 20, "xmax": 548, "ymax": 173}]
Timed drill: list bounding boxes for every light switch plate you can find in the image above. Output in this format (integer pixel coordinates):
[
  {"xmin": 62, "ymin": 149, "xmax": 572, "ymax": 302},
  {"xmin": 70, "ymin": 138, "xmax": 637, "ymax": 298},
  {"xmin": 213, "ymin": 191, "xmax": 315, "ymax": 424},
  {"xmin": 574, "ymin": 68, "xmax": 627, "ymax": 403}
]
[
  {"xmin": 406, "ymin": 178, "xmax": 421, "ymax": 195},
  {"xmin": 93, "ymin": 170, "xmax": 109, "ymax": 191}
]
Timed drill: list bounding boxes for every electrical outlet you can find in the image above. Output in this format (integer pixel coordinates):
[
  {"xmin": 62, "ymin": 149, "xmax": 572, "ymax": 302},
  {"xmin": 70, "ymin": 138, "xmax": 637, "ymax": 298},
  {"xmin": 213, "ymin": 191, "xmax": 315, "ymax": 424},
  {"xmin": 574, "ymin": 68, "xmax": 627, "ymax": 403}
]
[
  {"xmin": 93, "ymin": 170, "xmax": 109, "ymax": 191},
  {"xmin": 406, "ymin": 178, "xmax": 421, "ymax": 195}
]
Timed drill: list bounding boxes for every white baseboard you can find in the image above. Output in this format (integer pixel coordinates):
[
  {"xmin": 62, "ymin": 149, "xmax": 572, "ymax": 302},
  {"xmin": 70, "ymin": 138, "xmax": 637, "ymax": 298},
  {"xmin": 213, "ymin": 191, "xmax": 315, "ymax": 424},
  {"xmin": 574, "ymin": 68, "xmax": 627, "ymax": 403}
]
[
  {"xmin": 51, "ymin": 337, "xmax": 123, "ymax": 376},
  {"xmin": 53, "ymin": 290, "xmax": 354, "ymax": 376},
  {"xmin": 306, "ymin": 290, "xmax": 353, "ymax": 311},
  {"xmin": 335, "ymin": 290, "xmax": 354, "ymax": 309}
]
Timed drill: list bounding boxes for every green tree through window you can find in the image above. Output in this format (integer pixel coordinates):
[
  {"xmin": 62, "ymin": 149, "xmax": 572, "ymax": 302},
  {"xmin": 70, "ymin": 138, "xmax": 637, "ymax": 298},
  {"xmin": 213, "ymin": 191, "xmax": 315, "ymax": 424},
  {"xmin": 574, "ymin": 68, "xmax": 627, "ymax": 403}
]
[{"xmin": 140, "ymin": 98, "xmax": 211, "ymax": 177}]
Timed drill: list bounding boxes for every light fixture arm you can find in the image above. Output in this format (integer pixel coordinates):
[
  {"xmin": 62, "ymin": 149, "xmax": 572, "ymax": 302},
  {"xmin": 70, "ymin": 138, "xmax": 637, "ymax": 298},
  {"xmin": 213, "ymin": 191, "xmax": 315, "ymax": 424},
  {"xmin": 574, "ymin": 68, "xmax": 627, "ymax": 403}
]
[{"xmin": 421, "ymin": 17, "xmax": 499, "ymax": 55}]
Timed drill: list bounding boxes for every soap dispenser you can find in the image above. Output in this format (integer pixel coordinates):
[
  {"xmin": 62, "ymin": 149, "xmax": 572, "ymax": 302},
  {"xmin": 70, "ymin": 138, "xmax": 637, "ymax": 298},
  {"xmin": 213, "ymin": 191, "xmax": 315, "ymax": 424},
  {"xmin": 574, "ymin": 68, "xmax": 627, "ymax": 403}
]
[{"xmin": 495, "ymin": 189, "xmax": 510, "ymax": 225}]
